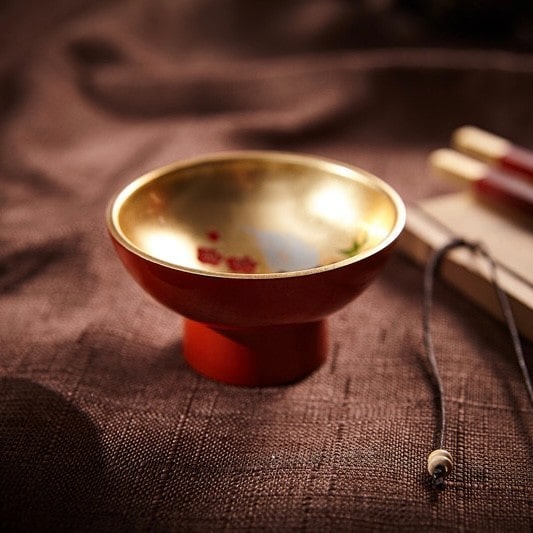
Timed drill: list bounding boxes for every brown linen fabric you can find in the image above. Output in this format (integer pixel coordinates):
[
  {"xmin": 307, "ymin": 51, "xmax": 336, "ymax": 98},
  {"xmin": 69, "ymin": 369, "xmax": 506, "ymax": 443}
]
[{"xmin": 1, "ymin": 1, "xmax": 532, "ymax": 531}]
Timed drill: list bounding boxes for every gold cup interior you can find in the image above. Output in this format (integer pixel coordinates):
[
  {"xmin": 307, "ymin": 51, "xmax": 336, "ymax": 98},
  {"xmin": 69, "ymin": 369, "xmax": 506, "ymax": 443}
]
[{"xmin": 110, "ymin": 152, "xmax": 405, "ymax": 276}]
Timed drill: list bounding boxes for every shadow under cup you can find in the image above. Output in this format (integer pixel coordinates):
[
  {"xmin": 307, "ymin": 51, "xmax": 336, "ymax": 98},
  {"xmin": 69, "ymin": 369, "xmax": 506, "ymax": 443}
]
[{"xmin": 107, "ymin": 151, "xmax": 406, "ymax": 386}]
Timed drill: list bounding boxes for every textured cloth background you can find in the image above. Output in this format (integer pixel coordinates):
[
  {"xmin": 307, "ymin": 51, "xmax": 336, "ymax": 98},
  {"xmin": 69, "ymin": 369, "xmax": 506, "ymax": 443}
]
[{"xmin": 1, "ymin": 1, "xmax": 532, "ymax": 531}]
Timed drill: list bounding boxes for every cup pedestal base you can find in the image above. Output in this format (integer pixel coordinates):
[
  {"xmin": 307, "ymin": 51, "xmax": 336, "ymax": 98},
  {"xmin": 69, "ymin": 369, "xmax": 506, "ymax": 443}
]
[{"xmin": 182, "ymin": 319, "xmax": 327, "ymax": 386}]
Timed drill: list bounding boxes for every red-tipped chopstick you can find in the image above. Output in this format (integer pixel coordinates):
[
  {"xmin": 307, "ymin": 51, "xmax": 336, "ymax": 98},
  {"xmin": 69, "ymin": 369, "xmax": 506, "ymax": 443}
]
[
  {"xmin": 452, "ymin": 126, "xmax": 533, "ymax": 182},
  {"xmin": 429, "ymin": 149, "xmax": 533, "ymax": 217}
]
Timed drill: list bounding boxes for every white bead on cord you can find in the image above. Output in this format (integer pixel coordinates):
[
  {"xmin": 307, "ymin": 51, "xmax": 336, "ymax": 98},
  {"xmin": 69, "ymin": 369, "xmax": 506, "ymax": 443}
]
[{"xmin": 427, "ymin": 449, "xmax": 453, "ymax": 489}]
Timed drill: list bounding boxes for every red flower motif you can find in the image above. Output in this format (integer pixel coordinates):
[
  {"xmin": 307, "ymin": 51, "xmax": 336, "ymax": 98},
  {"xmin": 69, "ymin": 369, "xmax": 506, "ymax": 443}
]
[
  {"xmin": 226, "ymin": 255, "xmax": 257, "ymax": 273},
  {"xmin": 206, "ymin": 229, "xmax": 221, "ymax": 242},
  {"xmin": 197, "ymin": 247, "xmax": 223, "ymax": 265}
]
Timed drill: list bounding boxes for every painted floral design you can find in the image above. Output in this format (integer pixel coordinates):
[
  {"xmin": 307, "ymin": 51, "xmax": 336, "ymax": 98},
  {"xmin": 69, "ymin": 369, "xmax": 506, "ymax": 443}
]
[{"xmin": 197, "ymin": 230, "xmax": 257, "ymax": 273}]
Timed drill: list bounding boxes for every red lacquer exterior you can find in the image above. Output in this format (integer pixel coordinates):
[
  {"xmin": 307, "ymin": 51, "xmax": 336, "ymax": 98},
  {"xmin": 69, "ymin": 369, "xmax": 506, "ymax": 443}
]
[{"xmin": 109, "ymin": 235, "xmax": 396, "ymax": 386}]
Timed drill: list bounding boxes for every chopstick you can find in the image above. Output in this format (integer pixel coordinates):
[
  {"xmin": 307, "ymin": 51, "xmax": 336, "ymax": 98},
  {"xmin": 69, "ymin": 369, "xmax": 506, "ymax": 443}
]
[
  {"xmin": 452, "ymin": 126, "xmax": 533, "ymax": 181},
  {"xmin": 429, "ymin": 148, "xmax": 533, "ymax": 217}
]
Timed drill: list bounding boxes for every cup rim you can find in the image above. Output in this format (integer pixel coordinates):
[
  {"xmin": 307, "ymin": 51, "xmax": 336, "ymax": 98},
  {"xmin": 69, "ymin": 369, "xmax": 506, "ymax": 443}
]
[{"xmin": 106, "ymin": 150, "xmax": 406, "ymax": 280}]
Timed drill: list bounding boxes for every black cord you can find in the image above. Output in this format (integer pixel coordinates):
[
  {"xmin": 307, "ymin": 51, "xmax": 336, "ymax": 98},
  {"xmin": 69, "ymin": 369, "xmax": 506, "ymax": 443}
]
[
  {"xmin": 423, "ymin": 237, "xmax": 533, "ymax": 490},
  {"xmin": 473, "ymin": 243, "xmax": 533, "ymax": 406},
  {"xmin": 423, "ymin": 238, "xmax": 465, "ymax": 450}
]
